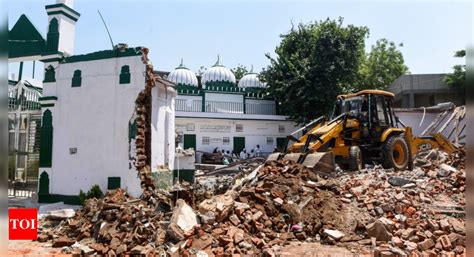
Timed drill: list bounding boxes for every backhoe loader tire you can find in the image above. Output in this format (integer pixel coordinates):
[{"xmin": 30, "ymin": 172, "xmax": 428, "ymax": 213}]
[
  {"xmin": 348, "ymin": 146, "xmax": 364, "ymax": 171},
  {"xmin": 383, "ymin": 136, "xmax": 409, "ymax": 170}
]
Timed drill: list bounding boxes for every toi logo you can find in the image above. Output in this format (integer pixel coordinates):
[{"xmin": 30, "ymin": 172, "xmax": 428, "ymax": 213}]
[{"xmin": 9, "ymin": 208, "xmax": 38, "ymax": 240}]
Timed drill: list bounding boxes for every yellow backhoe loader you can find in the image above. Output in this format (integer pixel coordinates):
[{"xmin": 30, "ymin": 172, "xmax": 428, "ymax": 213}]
[{"xmin": 267, "ymin": 90, "xmax": 456, "ymax": 175}]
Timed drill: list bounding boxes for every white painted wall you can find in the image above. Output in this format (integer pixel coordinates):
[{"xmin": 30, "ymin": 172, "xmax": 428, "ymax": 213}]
[
  {"xmin": 176, "ymin": 117, "xmax": 298, "ymax": 154},
  {"xmin": 40, "ymin": 54, "xmax": 176, "ymax": 198},
  {"xmin": 43, "ymin": 56, "xmax": 145, "ymax": 197},
  {"xmin": 151, "ymin": 85, "xmax": 176, "ymax": 172}
]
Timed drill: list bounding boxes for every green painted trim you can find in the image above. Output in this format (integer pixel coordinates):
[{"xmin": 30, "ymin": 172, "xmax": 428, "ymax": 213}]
[
  {"xmin": 46, "ymin": 18, "xmax": 59, "ymax": 52},
  {"xmin": 46, "ymin": 11, "xmax": 79, "ymax": 22},
  {"xmin": 176, "ymin": 116, "xmax": 292, "ymax": 122},
  {"xmin": 38, "ymin": 193, "xmax": 81, "ymax": 205},
  {"xmin": 8, "ymin": 15, "xmax": 47, "ymax": 58},
  {"xmin": 39, "ymin": 110, "xmax": 53, "ymax": 167},
  {"xmin": 243, "ymin": 94, "xmax": 246, "ymax": 114},
  {"xmin": 63, "ymin": 47, "xmax": 143, "ymax": 63},
  {"xmin": 43, "ymin": 65, "xmax": 56, "ymax": 83},
  {"xmin": 38, "ymin": 171, "xmax": 49, "ymax": 195},
  {"xmin": 202, "ymin": 93, "xmax": 206, "ymax": 112},
  {"xmin": 204, "ymin": 90, "xmax": 245, "ymax": 95},
  {"xmin": 119, "ymin": 65, "xmax": 131, "ymax": 84},
  {"xmin": 41, "ymin": 103, "xmax": 55, "ymax": 107},
  {"xmin": 107, "ymin": 177, "xmax": 121, "ymax": 190},
  {"xmin": 72, "ymin": 70, "xmax": 82, "ymax": 87},
  {"xmin": 39, "ymin": 96, "xmax": 58, "ymax": 101},
  {"xmin": 41, "ymin": 57, "xmax": 62, "ymax": 63},
  {"xmin": 45, "ymin": 3, "xmax": 81, "ymax": 17}
]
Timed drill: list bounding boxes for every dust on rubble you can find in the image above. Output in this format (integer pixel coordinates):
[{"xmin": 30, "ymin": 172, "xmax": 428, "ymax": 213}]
[{"xmin": 29, "ymin": 147, "xmax": 465, "ymax": 257}]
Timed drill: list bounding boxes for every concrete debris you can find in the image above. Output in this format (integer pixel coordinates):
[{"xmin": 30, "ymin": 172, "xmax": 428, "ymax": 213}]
[
  {"xmin": 323, "ymin": 229, "xmax": 345, "ymax": 240},
  {"xmin": 45, "ymin": 209, "xmax": 76, "ymax": 220},
  {"xmin": 34, "ymin": 147, "xmax": 465, "ymax": 256}
]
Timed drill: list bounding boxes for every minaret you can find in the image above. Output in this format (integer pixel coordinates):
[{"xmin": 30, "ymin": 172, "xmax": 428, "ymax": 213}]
[{"xmin": 45, "ymin": 0, "xmax": 80, "ymax": 56}]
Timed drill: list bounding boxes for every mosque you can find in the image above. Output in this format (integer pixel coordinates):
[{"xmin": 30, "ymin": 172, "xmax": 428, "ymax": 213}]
[{"xmin": 164, "ymin": 57, "xmax": 298, "ymax": 156}]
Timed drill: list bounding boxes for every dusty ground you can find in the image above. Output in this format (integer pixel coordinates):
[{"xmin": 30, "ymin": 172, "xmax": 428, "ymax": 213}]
[{"xmin": 8, "ymin": 240, "xmax": 372, "ymax": 257}]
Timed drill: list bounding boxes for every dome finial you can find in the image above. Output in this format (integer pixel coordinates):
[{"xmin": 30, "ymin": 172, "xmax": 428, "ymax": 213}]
[
  {"xmin": 214, "ymin": 54, "xmax": 221, "ymax": 66},
  {"xmin": 250, "ymin": 64, "xmax": 254, "ymax": 73},
  {"xmin": 177, "ymin": 58, "xmax": 187, "ymax": 69}
]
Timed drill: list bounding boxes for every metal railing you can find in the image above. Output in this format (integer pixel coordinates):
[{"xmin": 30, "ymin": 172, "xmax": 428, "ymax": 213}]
[
  {"xmin": 176, "ymin": 99, "xmax": 202, "ymax": 112},
  {"xmin": 205, "ymin": 101, "xmax": 244, "ymax": 114},
  {"xmin": 245, "ymin": 103, "xmax": 276, "ymax": 115},
  {"xmin": 176, "ymin": 99, "xmax": 277, "ymax": 115},
  {"xmin": 9, "ymin": 90, "xmax": 41, "ymax": 112}
]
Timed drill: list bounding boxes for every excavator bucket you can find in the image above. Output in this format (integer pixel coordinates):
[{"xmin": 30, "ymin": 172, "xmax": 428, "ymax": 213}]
[
  {"xmin": 265, "ymin": 151, "xmax": 336, "ymax": 176},
  {"xmin": 265, "ymin": 152, "xmax": 302, "ymax": 163},
  {"xmin": 282, "ymin": 153, "xmax": 303, "ymax": 162},
  {"xmin": 301, "ymin": 152, "xmax": 336, "ymax": 177},
  {"xmin": 266, "ymin": 152, "xmax": 282, "ymax": 162}
]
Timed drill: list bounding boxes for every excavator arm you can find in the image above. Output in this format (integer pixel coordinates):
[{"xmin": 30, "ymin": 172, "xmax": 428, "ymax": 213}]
[{"xmin": 404, "ymin": 127, "xmax": 457, "ymax": 157}]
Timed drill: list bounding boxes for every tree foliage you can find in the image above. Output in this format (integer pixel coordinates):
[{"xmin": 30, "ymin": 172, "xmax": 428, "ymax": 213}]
[
  {"xmin": 196, "ymin": 66, "xmax": 207, "ymax": 76},
  {"xmin": 261, "ymin": 18, "xmax": 369, "ymax": 124},
  {"xmin": 231, "ymin": 64, "xmax": 249, "ymax": 80},
  {"xmin": 356, "ymin": 39, "xmax": 408, "ymax": 90},
  {"xmin": 444, "ymin": 50, "xmax": 466, "ymax": 88}
]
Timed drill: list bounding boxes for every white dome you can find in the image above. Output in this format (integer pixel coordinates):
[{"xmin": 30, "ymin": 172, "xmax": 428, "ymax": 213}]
[
  {"xmin": 201, "ymin": 56, "xmax": 236, "ymax": 88},
  {"xmin": 167, "ymin": 59, "xmax": 198, "ymax": 87},
  {"xmin": 238, "ymin": 72, "xmax": 265, "ymax": 88}
]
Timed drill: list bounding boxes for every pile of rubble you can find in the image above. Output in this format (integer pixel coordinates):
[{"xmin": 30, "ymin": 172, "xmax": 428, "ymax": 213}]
[
  {"xmin": 35, "ymin": 147, "xmax": 465, "ymax": 256},
  {"xmin": 331, "ymin": 147, "xmax": 466, "ymax": 256},
  {"xmin": 37, "ymin": 188, "xmax": 173, "ymax": 256}
]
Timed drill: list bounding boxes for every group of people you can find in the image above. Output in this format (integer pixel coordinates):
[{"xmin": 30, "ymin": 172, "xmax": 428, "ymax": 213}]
[{"xmin": 213, "ymin": 145, "xmax": 262, "ymax": 164}]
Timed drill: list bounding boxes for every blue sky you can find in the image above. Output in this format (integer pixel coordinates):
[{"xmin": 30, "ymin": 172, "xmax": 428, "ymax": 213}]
[{"xmin": 8, "ymin": 0, "xmax": 472, "ymax": 81}]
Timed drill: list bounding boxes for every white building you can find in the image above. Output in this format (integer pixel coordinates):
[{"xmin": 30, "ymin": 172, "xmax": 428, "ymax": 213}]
[
  {"xmin": 9, "ymin": 0, "xmax": 176, "ymax": 204},
  {"xmin": 166, "ymin": 57, "xmax": 298, "ymax": 157}
]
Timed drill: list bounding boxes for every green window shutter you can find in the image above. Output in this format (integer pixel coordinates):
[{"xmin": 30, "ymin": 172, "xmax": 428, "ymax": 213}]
[
  {"xmin": 43, "ymin": 65, "xmax": 56, "ymax": 83},
  {"xmin": 107, "ymin": 177, "xmax": 121, "ymax": 190},
  {"xmin": 119, "ymin": 65, "xmax": 131, "ymax": 84},
  {"xmin": 39, "ymin": 110, "xmax": 53, "ymax": 167},
  {"xmin": 71, "ymin": 70, "xmax": 82, "ymax": 87}
]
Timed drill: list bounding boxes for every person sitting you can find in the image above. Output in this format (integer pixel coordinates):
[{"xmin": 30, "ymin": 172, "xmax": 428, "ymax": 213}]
[
  {"xmin": 249, "ymin": 149, "xmax": 255, "ymax": 158},
  {"xmin": 213, "ymin": 147, "xmax": 219, "ymax": 153}
]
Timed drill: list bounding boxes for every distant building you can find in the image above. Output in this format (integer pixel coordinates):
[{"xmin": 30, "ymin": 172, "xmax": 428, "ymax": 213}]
[
  {"xmin": 162, "ymin": 58, "xmax": 298, "ymax": 156},
  {"xmin": 386, "ymin": 74, "xmax": 465, "ymax": 108}
]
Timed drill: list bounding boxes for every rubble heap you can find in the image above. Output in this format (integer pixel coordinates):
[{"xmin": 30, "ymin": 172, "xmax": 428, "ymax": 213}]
[
  {"xmin": 332, "ymin": 147, "xmax": 466, "ymax": 256},
  {"xmin": 36, "ymin": 147, "xmax": 466, "ymax": 256},
  {"xmin": 179, "ymin": 160, "xmax": 369, "ymax": 256},
  {"xmin": 37, "ymin": 188, "xmax": 173, "ymax": 255}
]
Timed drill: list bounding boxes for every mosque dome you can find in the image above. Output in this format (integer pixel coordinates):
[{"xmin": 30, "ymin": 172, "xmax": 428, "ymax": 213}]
[
  {"xmin": 201, "ymin": 55, "xmax": 236, "ymax": 88},
  {"xmin": 167, "ymin": 59, "xmax": 198, "ymax": 87},
  {"xmin": 238, "ymin": 66, "xmax": 265, "ymax": 88}
]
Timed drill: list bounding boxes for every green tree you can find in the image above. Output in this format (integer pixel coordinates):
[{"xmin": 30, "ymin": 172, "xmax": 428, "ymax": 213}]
[
  {"xmin": 444, "ymin": 50, "xmax": 466, "ymax": 88},
  {"xmin": 196, "ymin": 66, "xmax": 207, "ymax": 76},
  {"xmin": 261, "ymin": 18, "xmax": 369, "ymax": 124},
  {"xmin": 231, "ymin": 64, "xmax": 249, "ymax": 80},
  {"xmin": 357, "ymin": 39, "xmax": 408, "ymax": 90}
]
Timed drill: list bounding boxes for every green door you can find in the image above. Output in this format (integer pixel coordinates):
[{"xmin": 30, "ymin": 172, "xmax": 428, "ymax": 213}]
[
  {"xmin": 183, "ymin": 134, "xmax": 196, "ymax": 150},
  {"xmin": 233, "ymin": 137, "xmax": 245, "ymax": 154},
  {"xmin": 276, "ymin": 137, "xmax": 287, "ymax": 152}
]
